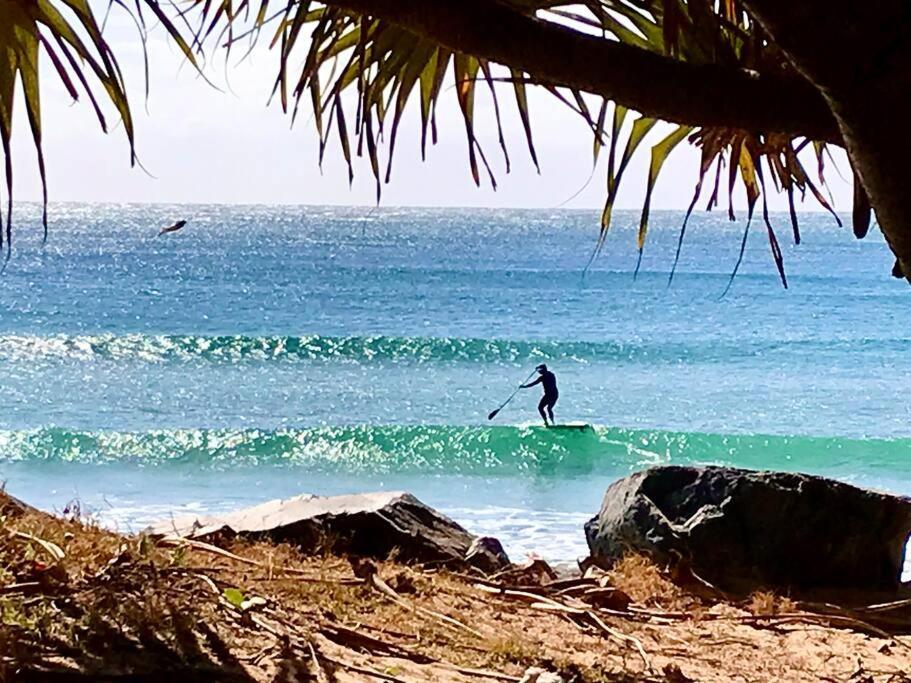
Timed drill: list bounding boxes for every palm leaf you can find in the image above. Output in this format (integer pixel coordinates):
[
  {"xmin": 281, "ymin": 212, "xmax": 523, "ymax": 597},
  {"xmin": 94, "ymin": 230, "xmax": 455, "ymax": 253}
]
[
  {"xmin": 0, "ymin": 0, "xmax": 845, "ymax": 283},
  {"xmin": 635, "ymin": 124, "xmax": 693, "ymax": 279}
]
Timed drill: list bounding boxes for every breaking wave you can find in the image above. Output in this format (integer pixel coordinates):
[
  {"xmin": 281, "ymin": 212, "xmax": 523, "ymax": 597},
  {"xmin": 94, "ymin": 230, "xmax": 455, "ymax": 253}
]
[{"xmin": 1, "ymin": 425, "xmax": 909, "ymax": 477}]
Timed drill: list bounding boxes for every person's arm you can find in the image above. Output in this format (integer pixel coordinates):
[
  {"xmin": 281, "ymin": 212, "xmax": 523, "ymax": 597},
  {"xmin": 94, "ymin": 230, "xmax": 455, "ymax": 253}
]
[{"xmin": 520, "ymin": 376, "xmax": 543, "ymax": 389}]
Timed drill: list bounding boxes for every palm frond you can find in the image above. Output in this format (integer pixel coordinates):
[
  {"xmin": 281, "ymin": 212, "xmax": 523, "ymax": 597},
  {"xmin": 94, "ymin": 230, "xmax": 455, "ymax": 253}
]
[
  {"xmin": 183, "ymin": 0, "xmax": 844, "ymax": 286},
  {"xmin": 0, "ymin": 0, "xmax": 195, "ymax": 256},
  {"xmin": 1, "ymin": 0, "xmax": 851, "ymax": 288}
]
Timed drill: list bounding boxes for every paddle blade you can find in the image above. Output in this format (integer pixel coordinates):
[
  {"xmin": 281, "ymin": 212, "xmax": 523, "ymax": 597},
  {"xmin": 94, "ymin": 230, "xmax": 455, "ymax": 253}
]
[{"xmin": 487, "ymin": 408, "xmax": 500, "ymax": 420}]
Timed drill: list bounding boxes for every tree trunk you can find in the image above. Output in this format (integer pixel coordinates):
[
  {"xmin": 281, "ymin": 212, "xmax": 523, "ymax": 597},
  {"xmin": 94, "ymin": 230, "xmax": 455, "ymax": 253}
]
[
  {"xmin": 832, "ymin": 85, "xmax": 911, "ymax": 280},
  {"xmin": 744, "ymin": 0, "xmax": 911, "ymax": 280}
]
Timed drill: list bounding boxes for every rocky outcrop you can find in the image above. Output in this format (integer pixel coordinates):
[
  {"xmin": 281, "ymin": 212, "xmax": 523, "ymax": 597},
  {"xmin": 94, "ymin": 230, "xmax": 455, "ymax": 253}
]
[
  {"xmin": 584, "ymin": 466, "xmax": 911, "ymax": 594},
  {"xmin": 149, "ymin": 491, "xmax": 510, "ymax": 573}
]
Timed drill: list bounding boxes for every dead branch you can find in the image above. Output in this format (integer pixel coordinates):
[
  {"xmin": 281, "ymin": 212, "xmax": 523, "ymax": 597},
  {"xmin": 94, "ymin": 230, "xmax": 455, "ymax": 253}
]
[{"xmin": 371, "ymin": 573, "xmax": 484, "ymax": 639}]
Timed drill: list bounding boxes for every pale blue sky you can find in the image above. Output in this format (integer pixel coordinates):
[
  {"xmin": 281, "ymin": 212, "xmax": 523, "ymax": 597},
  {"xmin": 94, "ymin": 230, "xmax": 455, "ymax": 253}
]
[{"xmin": 11, "ymin": 13, "xmax": 853, "ymax": 212}]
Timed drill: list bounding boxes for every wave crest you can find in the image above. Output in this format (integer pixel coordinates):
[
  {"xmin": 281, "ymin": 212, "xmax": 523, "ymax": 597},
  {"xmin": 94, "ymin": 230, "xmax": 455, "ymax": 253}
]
[
  {"xmin": 2, "ymin": 333, "xmax": 906, "ymax": 365},
  {"xmin": 0, "ymin": 425, "xmax": 905, "ymax": 475},
  {"xmin": 0, "ymin": 333, "xmax": 605, "ymax": 364}
]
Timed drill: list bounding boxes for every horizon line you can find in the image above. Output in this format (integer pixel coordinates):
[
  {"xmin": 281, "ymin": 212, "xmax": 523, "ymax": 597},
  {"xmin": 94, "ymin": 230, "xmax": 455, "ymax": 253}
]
[{"xmin": 10, "ymin": 198, "xmax": 847, "ymax": 216}]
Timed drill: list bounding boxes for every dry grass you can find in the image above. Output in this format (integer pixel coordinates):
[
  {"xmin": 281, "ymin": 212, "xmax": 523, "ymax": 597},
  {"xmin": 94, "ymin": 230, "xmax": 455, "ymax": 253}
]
[
  {"xmin": 3, "ymin": 492, "xmax": 911, "ymax": 682},
  {"xmin": 746, "ymin": 590, "xmax": 797, "ymax": 616},
  {"xmin": 606, "ymin": 554, "xmax": 696, "ymax": 611}
]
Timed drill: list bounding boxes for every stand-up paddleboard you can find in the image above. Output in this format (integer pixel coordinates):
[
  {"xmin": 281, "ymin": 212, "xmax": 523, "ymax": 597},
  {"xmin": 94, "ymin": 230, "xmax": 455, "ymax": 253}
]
[
  {"xmin": 516, "ymin": 420, "xmax": 594, "ymax": 432},
  {"xmin": 544, "ymin": 421, "xmax": 593, "ymax": 432}
]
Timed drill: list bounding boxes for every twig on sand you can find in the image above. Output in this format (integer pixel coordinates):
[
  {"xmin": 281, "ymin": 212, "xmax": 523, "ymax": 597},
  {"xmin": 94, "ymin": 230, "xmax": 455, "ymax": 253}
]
[
  {"xmin": 370, "ymin": 572, "xmax": 484, "ymax": 639},
  {"xmin": 438, "ymin": 664, "xmax": 522, "ymax": 681},
  {"xmin": 857, "ymin": 598, "xmax": 911, "ymax": 614},
  {"xmin": 249, "ymin": 612, "xmax": 290, "ymax": 642},
  {"xmin": 158, "ymin": 535, "xmax": 274, "ymax": 566},
  {"xmin": 156, "ymin": 535, "xmax": 363, "ymax": 583},
  {"xmin": 585, "ymin": 609, "xmax": 652, "ymax": 671},
  {"xmin": 0, "ymin": 582, "xmax": 41, "ymax": 595},
  {"xmin": 323, "ymin": 620, "xmax": 519, "ymax": 681},
  {"xmin": 473, "ymin": 583, "xmax": 653, "ymax": 670},
  {"xmin": 187, "ymin": 570, "xmax": 220, "ymax": 595},
  {"xmin": 308, "ymin": 641, "xmax": 332, "ymax": 683},
  {"xmin": 315, "ymin": 648, "xmax": 409, "ymax": 682},
  {"xmin": 472, "ymin": 570, "xmax": 911, "ymax": 648},
  {"xmin": 727, "ymin": 612, "xmax": 898, "ymax": 641},
  {"xmin": 322, "ymin": 622, "xmax": 431, "ymax": 661},
  {"xmin": 216, "ymin": 565, "xmax": 510, "ymax": 682}
]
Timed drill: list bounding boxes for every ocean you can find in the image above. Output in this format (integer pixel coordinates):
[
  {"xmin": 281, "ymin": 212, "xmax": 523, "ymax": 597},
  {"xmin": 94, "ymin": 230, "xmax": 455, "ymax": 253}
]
[{"xmin": 0, "ymin": 203, "xmax": 908, "ymax": 563}]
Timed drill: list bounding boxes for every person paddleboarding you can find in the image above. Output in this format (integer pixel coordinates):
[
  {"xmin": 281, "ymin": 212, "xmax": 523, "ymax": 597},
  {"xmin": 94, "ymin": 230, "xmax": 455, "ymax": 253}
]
[{"xmin": 521, "ymin": 364, "xmax": 559, "ymax": 426}]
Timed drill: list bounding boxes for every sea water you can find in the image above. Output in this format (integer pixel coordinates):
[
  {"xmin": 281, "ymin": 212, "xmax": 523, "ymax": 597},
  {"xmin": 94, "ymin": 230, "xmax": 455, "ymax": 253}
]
[{"xmin": 0, "ymin": 203, "xmax": 908, "ymax": 563}]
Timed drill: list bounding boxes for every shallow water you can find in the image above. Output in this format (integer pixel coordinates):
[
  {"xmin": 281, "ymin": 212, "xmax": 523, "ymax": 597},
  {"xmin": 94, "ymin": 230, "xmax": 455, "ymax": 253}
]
[{"xmin": 1, "ymin": 203, "xmax": 908, "ymax": 562}]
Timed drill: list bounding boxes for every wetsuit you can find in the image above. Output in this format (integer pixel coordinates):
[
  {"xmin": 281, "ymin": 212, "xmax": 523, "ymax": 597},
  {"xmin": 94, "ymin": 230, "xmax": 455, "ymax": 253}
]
[{"xmin": 526, "ymin": 370, "xmax": 558, "ymax": 424}]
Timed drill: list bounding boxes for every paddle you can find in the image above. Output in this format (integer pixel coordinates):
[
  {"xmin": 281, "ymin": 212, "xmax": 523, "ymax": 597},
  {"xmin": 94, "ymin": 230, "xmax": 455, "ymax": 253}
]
[{"xmin": 487, "ymin": 370, "xmax": 537, "ymax": 421}]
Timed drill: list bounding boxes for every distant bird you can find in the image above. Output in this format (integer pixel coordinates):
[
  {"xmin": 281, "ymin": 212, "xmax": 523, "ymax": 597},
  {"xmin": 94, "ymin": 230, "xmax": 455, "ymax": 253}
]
[{"xmin": 158, "ymin": 220, "xmax": 187, "ymax": 237}]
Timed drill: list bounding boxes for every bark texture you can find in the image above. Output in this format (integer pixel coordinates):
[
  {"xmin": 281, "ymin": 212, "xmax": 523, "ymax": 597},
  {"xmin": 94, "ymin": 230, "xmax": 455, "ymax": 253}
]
[{"xmin": 744, "ymin": 0, "xmax": 911, "ymax": 279}]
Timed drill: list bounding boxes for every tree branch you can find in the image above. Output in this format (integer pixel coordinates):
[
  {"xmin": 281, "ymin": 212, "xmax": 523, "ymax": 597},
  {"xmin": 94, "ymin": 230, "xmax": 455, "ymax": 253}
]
[
  {"xmin": 330, "ymin": 0, "xmax": 840, "ymax": 141},
  {"xmin": 742, "ymin": 0, "xmax": 911, "ymax": 95},
  {"xmin": 744, "ymin": 0, "xmax": 911, "ymax": 279}
]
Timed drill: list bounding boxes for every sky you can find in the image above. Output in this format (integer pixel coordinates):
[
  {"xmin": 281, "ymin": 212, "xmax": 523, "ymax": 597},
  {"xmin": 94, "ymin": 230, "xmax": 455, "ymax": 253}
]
[{"xmin": 10, "ymin": 11, "xmax": 854, "ymax": 212}]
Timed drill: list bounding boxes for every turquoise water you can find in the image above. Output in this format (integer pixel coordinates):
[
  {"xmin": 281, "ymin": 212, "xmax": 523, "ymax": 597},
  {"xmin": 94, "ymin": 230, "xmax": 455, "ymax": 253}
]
[{"xmin": 0, "ymin": 203, "xmax": 908, "ymax": 561}]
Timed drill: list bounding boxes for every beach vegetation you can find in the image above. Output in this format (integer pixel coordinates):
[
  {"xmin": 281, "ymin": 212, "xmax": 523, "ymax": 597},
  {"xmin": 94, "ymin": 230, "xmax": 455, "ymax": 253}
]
[{"xmin": 3, "ymin": 490, "xmax": 910, "ymax": 680}]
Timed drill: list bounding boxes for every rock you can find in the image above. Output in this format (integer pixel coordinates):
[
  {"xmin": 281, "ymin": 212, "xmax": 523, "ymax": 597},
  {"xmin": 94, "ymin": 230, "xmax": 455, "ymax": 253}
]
[
  {"xmin": 149, "ymin": 490, "xmax": 510, "ymax": 573},
  {"xmin": 465, "ymin": 536, "xmax": 511, "ymax": 574},
  {"xmin": 584, "ymin": 465, "xmax": 911, "ymax": 594}
]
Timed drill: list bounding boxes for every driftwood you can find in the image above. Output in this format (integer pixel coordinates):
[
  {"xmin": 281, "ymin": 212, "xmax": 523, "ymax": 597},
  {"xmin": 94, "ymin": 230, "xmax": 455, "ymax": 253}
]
[{"xmin": 469, "ymin": 564, "xmax": 911, "ymax": 645}]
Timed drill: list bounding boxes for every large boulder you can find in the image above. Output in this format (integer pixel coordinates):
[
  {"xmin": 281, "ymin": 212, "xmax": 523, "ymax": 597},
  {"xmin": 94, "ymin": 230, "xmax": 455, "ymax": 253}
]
[
  {"xmin": 584, "ymin": 466, "xmax": 911, "ymax": 594},
  {"xmin": 149, "ymin": 491, "xmax": 509, "ymax": 573}
]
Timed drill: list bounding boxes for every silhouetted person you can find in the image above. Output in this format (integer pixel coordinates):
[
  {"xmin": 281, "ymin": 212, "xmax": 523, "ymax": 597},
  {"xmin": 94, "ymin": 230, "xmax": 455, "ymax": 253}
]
[{"xmin": 521, "ymin": 364, "xmax": 558, "ymax": 426}]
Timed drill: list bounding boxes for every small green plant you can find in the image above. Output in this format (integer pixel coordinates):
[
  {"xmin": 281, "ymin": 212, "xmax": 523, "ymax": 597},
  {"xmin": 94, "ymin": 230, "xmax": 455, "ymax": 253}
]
[{"xmin": 223, "ymin": 588, "xmax": 245, "ymax": 609}]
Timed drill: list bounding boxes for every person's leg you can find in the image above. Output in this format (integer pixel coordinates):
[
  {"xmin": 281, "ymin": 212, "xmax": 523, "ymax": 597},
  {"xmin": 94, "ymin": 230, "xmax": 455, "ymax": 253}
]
[
  {"xmin": 547, "ymin": 395, "xmax": 557, "ymax": 423},
  {"xmin": 537, "ymin": 396, "xmax": 550, "ymax": 426}
]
